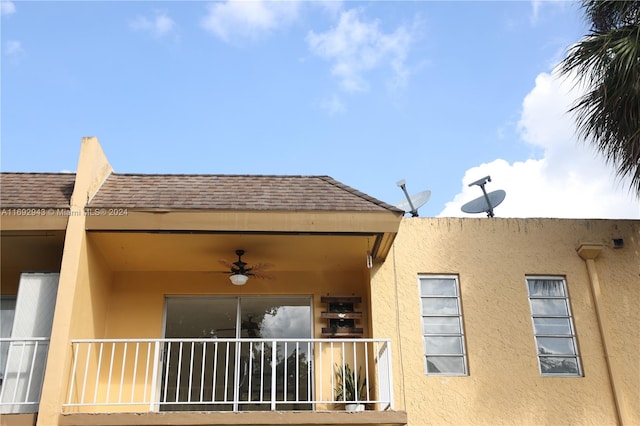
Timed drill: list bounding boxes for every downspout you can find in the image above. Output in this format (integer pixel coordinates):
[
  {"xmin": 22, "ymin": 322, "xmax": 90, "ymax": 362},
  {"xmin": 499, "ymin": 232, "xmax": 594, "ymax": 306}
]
[
  {"xmin": 391, "ymin": 243, "xmax": 407, "ymax": 411},
  {"xmin": 576, "ymin": 243, "xmax": 627, "ymax": 425}
]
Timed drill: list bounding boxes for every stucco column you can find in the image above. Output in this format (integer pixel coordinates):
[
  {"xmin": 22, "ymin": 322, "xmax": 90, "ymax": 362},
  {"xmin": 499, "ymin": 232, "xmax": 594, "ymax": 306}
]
[
  {"xmin": 38, "ymin": 137, "xmax": 113, "ymax": 425},
  {"xmin": 577, "ymin": 243, "xmax": 627, "ymax": 425}
]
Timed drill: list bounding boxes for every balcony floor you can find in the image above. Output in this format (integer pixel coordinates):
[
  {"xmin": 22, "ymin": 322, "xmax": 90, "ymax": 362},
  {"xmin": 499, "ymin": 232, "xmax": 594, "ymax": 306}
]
[{"xmin": 58, "ymin": 410, "xmax": 408, "ymax": 425}]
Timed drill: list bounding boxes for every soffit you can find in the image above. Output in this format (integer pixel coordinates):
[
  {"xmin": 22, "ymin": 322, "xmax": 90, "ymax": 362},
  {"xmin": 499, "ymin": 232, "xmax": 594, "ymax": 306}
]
[
  {"xmin": 0, "ymin": 230, "xmax": 66, "ymax": 277},
  {"xmin": 89, "ymin": 232, "xmax": 375, "ymax": 273}
]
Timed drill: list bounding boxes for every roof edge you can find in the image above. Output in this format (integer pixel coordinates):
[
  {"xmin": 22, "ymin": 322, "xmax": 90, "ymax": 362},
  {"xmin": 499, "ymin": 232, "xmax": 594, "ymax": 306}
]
[{"xmin": 317, "ymin": 176, "xmax": 404, "ymax": 214}]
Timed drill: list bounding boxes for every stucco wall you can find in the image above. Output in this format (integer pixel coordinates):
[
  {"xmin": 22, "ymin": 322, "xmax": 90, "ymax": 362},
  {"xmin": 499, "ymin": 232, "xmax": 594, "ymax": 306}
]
[
  {"xmin": 105, "ymin": 269, "xmax": 369, "ymax": 339},
  {"xmin": 70, "ymin": 236, "xmax": 112, "ymax": 339},
  {"xmin": 48, "ymin": 232, "xmax": 113, "ymax": 415},
  {"xmin": 371, "ymin": 218, "xmax": 639, "ymax": 426}
]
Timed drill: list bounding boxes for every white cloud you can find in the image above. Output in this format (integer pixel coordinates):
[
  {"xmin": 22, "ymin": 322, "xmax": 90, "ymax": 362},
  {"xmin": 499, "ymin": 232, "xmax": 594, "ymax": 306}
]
[
  {"xmin": 318, "ymin": 94, "xmax": 347, "ymax": 115},
  {"xmin": 201, "ymin": 0, "xmax": 300, "ymax": 43},
  {"xmin": 130, "ymin": 10, "xmax": 176, "ymax": 38},
  {"xmin": 5, "ymin": 40, "xmax": 24, "ymax": 57},
  {"xmin": 260, "ymin": 306, "xmax": 309, "ymax": 339},
  {"xmin": 1, "ymin": 1, "xmax": 15, "ymax": 16},
  {"xmin": 530, "ymin": 0, "xmax": 543, "ymax": 24},
  {"xmin": 530, "ymin": 0, "xmax": 568, "ymax": 26},
  {"xmin": 313, "ymin": 0, "xmax": 343, "ymax": 18},
  {"xmin": 306, "ymin": 8, "xmax": 415, "ymax": 93},
  {"xmin": 439, "ymin": 69, "xmax": 639, "ymax": 219}
]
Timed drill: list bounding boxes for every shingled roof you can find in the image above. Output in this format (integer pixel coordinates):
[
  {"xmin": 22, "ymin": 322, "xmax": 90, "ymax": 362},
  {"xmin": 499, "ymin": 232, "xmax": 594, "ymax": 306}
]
[
  {"xmin": 88, "ymin": 174, "xmax": 402, "ymax": 212},
  {"xmin": 1, "ymin": 173, "xmax": 75, "ymax": 208}
]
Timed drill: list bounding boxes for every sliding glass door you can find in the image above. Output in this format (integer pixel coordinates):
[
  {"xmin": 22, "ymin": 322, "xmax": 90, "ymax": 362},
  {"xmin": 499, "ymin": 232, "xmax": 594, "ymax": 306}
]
[{"xmin": 161, "ymin": 296, "xmax": 312, "ymax": 411}]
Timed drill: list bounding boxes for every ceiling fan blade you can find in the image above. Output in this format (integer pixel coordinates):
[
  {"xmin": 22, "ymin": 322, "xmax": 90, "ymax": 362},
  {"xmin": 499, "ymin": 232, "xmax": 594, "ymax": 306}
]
[
  {"xmin": 218, "ymin": 252, "xmax": 276, "ymax": 279},
  {"xmin": 219, "ymin": 259, "xmax": 243, "ymax": 274},
  {"xmin": 247, "ymin": 262, "xmax": 274, "ymax": 272},
  {"xmin": 249, "ymin": 272, "xmax": 275, "ymax": 280},
  {"xmin": 219, "ymin": 259, "xmax": 234, "ymax": 268}
]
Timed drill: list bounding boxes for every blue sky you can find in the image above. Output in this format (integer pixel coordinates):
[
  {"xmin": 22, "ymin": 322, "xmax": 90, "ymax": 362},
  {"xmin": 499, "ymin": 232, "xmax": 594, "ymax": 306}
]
[{"xmin": 2, "ymin": 0, "xmax": 638, "ymax": 218}]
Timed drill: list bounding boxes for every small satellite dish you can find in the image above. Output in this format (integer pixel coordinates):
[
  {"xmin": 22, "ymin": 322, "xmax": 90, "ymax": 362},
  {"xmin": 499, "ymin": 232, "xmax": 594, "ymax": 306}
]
[
  {"xmin": 396, "ymin": 191, "xmax": 431, "ymax": 214},
  {"xmin": 460, "ymin": 176, "xmax": 506, "ymax": 218},
  {"xmin": 395, "ymin": 179, "xmax": 431, "ymax": 217},
  {"xmin": 462, "ymin": 190, "xmax": 506, "ymax": 215}
]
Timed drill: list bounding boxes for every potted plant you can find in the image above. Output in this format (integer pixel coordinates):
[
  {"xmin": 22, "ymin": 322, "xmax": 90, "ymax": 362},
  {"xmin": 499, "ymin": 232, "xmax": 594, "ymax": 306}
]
[{"xmin": 334, "ymin": 363, "xmax": 367, "ymax": 411}]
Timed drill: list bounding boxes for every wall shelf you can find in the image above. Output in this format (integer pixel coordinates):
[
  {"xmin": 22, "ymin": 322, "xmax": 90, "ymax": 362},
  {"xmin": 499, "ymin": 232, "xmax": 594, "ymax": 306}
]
[
  {"xmin": 320, "ymin": 312, "xmax": 363, "ymax": 320},
  {"xmin": 320, "ymin": 296, "xmax": 363, "ymax": 338}
]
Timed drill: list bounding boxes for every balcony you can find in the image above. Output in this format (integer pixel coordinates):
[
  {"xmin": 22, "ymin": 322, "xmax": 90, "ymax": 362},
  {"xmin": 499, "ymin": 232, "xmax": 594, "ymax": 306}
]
[
  {"xmin": 64, "ymin": 338, "xmax": 394, "ymax": 412},
  {"xmin": 0, "ymin": 337, "xmax": 50, "ymax": 414}
]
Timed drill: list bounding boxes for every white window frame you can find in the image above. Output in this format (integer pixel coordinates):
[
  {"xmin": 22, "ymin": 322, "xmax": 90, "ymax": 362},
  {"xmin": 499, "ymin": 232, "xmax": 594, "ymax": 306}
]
[
  {"xmin": 525, "ymin": 276, "xmax": 582, "ymax": 377},
  {"xmin": 418, "ymin": 275, "xmax": 468, "ymax": 376}
]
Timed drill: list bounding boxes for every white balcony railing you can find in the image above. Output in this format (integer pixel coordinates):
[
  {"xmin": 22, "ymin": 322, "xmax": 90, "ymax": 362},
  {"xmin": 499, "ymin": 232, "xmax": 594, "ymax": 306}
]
[
  {"xmin": 0, "ymin": 337, "xmax": 50, "ymax": 414},
  {"xmin": 64, "ymin": 338, "xmax": 394, "ymax": 412}
]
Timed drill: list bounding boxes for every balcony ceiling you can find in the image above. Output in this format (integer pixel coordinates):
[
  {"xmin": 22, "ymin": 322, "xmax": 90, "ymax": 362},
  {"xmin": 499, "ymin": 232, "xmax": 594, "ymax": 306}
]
[
  {"xmin": 88, "ymin": 232, "xmax": 375, "ymax": 273},
  {"xmin": 1, "ymin": 230, "xmax": 66, "ymax": 292}
]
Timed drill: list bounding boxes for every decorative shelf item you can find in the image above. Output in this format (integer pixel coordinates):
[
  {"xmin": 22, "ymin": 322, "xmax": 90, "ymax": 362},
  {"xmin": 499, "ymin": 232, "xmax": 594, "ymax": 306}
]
[{"xmin": 321, "ymin": 296, "xmax": 363, "ymax": 337}]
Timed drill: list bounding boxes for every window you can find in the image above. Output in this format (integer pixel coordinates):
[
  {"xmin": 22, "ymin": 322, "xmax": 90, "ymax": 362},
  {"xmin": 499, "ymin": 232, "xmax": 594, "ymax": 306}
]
[
  {"xmin": 526, "ymin": 277, "xmax": 581, "ymax": 376},
  {"xmin": 419, "ymin": 276, "xmax": 467, "ymax": 375}
]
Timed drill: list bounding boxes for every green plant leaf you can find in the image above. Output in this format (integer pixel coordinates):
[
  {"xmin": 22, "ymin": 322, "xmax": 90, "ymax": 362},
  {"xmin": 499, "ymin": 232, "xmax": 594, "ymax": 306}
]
[{"xmin": 334, "ymin": 363, "xmax": 367, "ymax": 402}]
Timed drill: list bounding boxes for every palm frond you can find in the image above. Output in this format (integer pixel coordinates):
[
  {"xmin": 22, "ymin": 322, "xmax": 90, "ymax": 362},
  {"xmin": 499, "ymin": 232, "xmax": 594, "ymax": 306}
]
[{"xmin": 560, "ymin": 1, "xmax": 640, "ymax": 195}]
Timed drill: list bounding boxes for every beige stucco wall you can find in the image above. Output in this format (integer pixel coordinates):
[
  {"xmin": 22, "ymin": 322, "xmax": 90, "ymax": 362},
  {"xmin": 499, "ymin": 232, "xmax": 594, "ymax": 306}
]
[
  {"xmin": 371, "ymin": 217, "xmax": 639, "ymax": 426},
  {"xmin": 104, "ymin": 269, "xmax": 369, "ymax": 339},
  {"xmin": 36, "ymin": 219, "xmax": 112, "ymax": 423},
  {"xmin": 0, "ymin": 413, "xmax": 37, "ymax": 426},
  {"xmin": 37, "ymin": 138, "xmax": 114, "ymax": 426},
  {"xmin": 62, "ymin": 234, "xmax": 113, "ymax": 408}
]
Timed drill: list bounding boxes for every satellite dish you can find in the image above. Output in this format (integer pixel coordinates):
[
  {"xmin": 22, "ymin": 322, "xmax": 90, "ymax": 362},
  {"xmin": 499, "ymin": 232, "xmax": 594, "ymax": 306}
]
[
  {"xmin": 462, "ymin": 190, "xmax": 506, "ymax": 215},
  {"xmin": 460, "ymin": 176, "xmax": 506, "ymax": 218},
  {"xmin": 395, "ymin": 179, "xmax": 431, "ymax": 217},
  {"xmin": 396, "ymin": 190, "xmax": 431, "ymax": 214}
]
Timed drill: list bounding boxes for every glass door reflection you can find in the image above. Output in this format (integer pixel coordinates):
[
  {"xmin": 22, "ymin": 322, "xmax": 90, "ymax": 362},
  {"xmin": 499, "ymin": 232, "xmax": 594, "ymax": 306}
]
[
  {"xmin": 162, "ymin": 296, "xmax": 312, "ymax": 412},
  {"xmin": 238, "ymin": 297, "xmax": 312, "ymax": 411}
]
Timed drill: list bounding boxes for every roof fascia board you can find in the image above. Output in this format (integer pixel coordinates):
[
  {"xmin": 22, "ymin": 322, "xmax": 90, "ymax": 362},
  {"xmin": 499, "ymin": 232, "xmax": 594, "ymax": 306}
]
[
  {"xmin": 0, "ymin": 215, "xmax": 69, "ymax": 231},
  {"xmin": 84, "ymin": 210, "xmax": 402, "ymax": 234}
]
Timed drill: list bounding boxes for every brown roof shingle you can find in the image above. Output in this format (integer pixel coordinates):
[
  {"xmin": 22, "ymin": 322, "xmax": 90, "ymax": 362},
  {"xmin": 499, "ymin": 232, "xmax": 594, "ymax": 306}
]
[
  {"xmin": 88, "ymin": 174, "xmax": 401, "ymax": 212},
  {"xmin": 1, "ymin": 173, "xmax": 75, "ymax": 208}
]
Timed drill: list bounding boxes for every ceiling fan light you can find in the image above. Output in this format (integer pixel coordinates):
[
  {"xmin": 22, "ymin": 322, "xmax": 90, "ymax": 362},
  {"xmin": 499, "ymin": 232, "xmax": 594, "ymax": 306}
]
[{"xmin": 229, "ymin": 274, "xmax": 249, "ymax": 286}]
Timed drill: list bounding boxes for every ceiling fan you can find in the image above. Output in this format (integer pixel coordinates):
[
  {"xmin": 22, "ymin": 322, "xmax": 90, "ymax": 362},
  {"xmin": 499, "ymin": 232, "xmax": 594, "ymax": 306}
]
[{"xmin": 219, "ymin": 250, "xmax": 274, "ymax": 285}]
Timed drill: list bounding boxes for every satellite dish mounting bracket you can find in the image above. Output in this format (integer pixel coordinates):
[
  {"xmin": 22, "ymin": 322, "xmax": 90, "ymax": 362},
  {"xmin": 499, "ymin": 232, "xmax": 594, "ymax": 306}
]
[
  {"xmin": 467, "ymin": 175, "xmax": 496, "ymax": 218},
  {"xmin": 396, "ymin": 179, "xmax": 419, "ymax": 217}
]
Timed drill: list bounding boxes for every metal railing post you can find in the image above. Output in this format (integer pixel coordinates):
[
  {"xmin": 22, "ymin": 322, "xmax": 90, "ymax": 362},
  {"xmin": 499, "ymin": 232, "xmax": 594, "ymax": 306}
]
[
  {"xmin": 149, "ymin": 340, "xmax": 160, "ymax": 411},
  {"xmin": 270, "ymin": 340, "xmax": 276, "ymax": 410}
]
